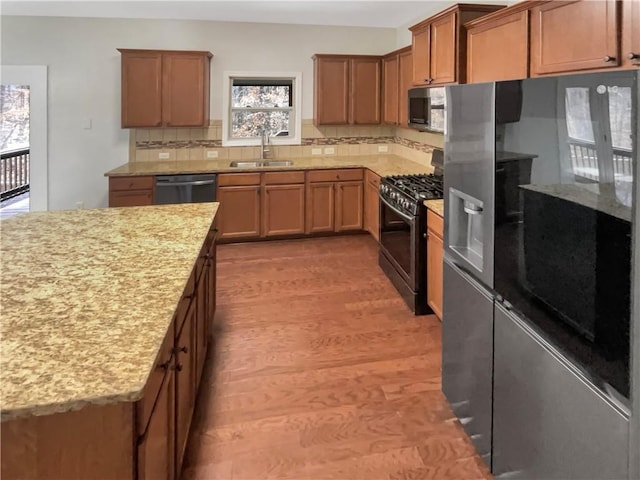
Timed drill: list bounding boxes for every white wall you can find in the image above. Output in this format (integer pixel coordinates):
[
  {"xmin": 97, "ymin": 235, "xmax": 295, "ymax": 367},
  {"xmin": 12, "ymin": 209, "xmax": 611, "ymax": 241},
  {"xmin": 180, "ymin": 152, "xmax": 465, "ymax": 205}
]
[{"xmin": 0, "ymin": 16, "xmax": 396, "ymax": 210}]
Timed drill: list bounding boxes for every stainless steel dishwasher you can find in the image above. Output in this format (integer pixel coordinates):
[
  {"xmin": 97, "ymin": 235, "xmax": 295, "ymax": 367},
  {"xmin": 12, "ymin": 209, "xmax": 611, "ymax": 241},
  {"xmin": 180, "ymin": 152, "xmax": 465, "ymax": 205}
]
[{"xmin": 155, "ymin": 174, "xmax": 217, "ymax": 205}]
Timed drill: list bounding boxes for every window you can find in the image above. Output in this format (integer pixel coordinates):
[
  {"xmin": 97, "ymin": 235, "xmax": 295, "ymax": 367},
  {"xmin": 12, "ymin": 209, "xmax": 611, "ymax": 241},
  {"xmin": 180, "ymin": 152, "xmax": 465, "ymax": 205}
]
[
  {"xmin": 1, "ymin": 85, "xmax": 30, "ymax": 152},
  {"xmin": 222, "ymin": 72, "xmax": 302, "ymax": 147}
]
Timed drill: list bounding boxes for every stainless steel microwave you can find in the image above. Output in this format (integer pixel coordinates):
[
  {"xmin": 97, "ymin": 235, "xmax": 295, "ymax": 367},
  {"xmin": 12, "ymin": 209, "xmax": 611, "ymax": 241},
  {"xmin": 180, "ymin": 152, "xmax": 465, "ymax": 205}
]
[{"xmin": 408, "ymin": 86, "xmax": 445, "ymax": 132}]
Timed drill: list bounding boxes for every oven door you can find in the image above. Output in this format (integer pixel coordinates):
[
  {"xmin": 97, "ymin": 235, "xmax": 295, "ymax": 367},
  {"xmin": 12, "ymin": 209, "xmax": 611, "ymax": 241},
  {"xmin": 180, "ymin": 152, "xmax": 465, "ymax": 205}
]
[{"xmin": 379, "ymin": 194, "xmax": 417, "ymax": 289}]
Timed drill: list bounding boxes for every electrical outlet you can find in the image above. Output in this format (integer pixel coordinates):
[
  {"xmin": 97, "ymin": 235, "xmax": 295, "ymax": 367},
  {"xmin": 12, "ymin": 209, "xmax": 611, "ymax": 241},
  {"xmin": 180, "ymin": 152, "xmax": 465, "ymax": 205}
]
[
  {"xmin": 311, "ymin": 148, "xmax": 322, "ymax": 155},
  {"xmin": 76, "ymin": 201, "xmax": 84, "ymax": 209},
  {"xmin": 378, "ymin": 145, "xmax": 389, "ymax": 153},
  {"xmin": 206, "ymin": 150, "xmax": 219, "ymax": 159},
  {"xmin": 324, "ymin": 147, "xmax": 335, "ymax": 155},
  {"xmin": 158, "ymin": 152, "xmax": 170, "ymax": 160}
]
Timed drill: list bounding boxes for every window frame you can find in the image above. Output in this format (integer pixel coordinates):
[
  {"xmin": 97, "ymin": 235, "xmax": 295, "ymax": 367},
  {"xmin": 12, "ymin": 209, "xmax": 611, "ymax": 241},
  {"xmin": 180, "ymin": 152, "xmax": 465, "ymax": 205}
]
[{"xmin": 222, "ymin": 71, "xmax": 302, "ymax": 147}]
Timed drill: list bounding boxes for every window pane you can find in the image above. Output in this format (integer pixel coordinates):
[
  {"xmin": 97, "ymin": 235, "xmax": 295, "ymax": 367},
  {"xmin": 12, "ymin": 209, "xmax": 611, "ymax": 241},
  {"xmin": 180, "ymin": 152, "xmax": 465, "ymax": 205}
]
[
  {"xmin": 1, "ymin": 85, "xmax": 30, "ymax": 152},
  {"xmin": 231, "ymin": 110, "xmax": 291, "ymax": 138},
  {"xmin": 565, "ymin": 87, "xmax": 595, "ymax": 143},
  {"xmin": 609, "ymin": 86, "xmax": 632, "ymax": 151},
  {"xmin": 232, "ymin": 85, "xmax": 291, "ymax": 108}
]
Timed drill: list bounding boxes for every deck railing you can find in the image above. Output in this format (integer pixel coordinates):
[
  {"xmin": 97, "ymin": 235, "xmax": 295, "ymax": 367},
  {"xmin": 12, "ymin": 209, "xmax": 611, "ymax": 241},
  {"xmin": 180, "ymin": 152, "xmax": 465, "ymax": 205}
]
[{"xmin": 1, "ymin": 147, "xmax": 30, "ymax": 201}]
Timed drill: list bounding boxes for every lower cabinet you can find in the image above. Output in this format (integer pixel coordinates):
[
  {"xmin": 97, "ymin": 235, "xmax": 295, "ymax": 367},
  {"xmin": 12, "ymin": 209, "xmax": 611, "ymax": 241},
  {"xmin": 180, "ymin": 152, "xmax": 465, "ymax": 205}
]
[
  {"xmin": 306, "ymin": 169, "xmax": 364, "ymax": 234},
  {"xmin": 217, "ymin": 184, "xmax": 261, "ymax": 240},
  {"xmin": 175, "ymin": 302, "xmax": 197, "ymax": 471},
  {"xmin": 364, "ymin": 170, "xmax": 380, "ymax": 241},
  {"xmin": 306, "ymin": 182, "xmax": 335, "ymax": 233},
  {"xmin": 108, "ymin": 176, "xmax": 155, "ymax": 207},
  {"xmin": 335, "ymin": 181, "xmax": 364, "ymax": 232},
  {"xmin": 426, "ymin": 209, "xmax": 443, "ymax": 320},
  {"xmin": 263, "ymin": 184, "xmax": 305, "ymax": 236}
]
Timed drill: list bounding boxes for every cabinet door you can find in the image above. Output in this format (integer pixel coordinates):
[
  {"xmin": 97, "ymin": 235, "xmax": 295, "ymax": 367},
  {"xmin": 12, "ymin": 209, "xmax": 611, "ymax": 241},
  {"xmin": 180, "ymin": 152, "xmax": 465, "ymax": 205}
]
[
  {"xmin": 175, "ymin": 304, "xmax": 197, "ymax": 472},
  {"xmin": 217, "ymin": 185, "xmax": 261, "ymax": 240},
  {"xmin": 195, "ymin": 262, "xmax": 208, "ymax": 384},
  {"xmin": 412, "ymin": 26, "xmax": 431, "ymax": 85},
  {"xmin": 531, "ymin": 1, "xmax": 619, "ymax": 75},
  {"xmin": 398, "ymin": 49, "xmax": 413, "ymax": 128},
  {"xmin": 427, "ymin": 224, "xmax": 443, "ymax": 320},
  {"xmin": 108, "ymin": 190, "xmax": 153, "ymax": 207},
  {"xmin": 120, "ymin": 51, "xmax": 163, "ymax": 128},
  {"xmin": 430, "ymin": 12, "xmax": 457, "ymax": 85},
  {"xmin": 623, "ymin": 0, "xmax": 640, "ymax": 68},
  {"xmin": 364, "ymin": 178, "xmax": 380, "ymax": 242},
  {"xmin": 138, "ymin": 365, "xmax": 175, "ymax": 480},
  {"xmin": 350, "ymin": 58, "xmax": 381, "ymax": 125},
  {"xmin": 306, "ymin": 183, "xmax": 334, "ymax": 233},
  {"xmin": 335, "ymin": 181, "xmax": 363, "ymax": 232},
  {"xmin": 467, "ymin": 10, "xmax": 529, "ymax": 83},
  {"xmin": 314, "ymin": 57, "xmax": 350, "ymax": 125},
  {"xmin": 382, "ymin": 54, "xmax": 399, "ymax": 125},
  {"xmin": 162, "ymin": 53, "xmax": 209, "ymax": 127},
  {"xmin": 263, "ymin": 184, "xmax": 305, "ymax": 237},
  {"xmin": 206, "ymin": 237, "xmax": 217, "ymax": 331}
]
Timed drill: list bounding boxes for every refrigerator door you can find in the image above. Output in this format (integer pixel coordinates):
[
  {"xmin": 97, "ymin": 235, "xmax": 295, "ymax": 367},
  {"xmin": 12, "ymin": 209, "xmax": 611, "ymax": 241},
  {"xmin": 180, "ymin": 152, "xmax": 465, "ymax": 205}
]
[
  {"xmin": 493, "ymin": 302, "xmax": 629, "ymax": 479},
  {"xmin": 444, "ymin": 82, "xmax": 495, "ymax": 288},
  {"xmin": 442, "ymin": 258, "xmax": 494, "ymax": 466}
]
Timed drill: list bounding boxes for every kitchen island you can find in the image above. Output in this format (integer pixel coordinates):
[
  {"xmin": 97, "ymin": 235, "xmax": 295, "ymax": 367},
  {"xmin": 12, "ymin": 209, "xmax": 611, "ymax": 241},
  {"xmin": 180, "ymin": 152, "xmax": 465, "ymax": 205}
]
[{"xmin": 1, "ymin": 203, "xmax": 219, "ymax": 479}]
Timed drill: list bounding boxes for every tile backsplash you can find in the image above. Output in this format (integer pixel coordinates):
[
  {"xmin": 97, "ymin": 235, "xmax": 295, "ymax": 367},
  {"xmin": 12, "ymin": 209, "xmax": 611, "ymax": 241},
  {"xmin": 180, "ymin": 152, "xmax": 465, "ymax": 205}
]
[{"xmin": 131, "ymin": 119, "xmax": 443, "ymax": 166}]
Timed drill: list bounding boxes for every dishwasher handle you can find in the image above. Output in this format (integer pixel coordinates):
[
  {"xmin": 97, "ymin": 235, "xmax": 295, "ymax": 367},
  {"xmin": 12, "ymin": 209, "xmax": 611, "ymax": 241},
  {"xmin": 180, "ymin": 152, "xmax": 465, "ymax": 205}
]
[{"xmin": 156, "ymin": 179, "xmax": 216, "ymax": 187}]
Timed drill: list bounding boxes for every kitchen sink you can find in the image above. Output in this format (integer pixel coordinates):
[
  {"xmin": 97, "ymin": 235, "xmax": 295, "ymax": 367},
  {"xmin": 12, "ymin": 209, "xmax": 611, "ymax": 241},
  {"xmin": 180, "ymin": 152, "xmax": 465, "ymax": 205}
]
[{"xmin": 229, "ymin": 160, "xmax": 294, "ymax": 168}]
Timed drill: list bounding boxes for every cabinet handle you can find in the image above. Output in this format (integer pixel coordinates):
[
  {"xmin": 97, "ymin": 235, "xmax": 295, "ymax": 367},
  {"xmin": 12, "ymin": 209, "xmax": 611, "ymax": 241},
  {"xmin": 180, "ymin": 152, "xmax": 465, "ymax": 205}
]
[
  {"xmin": 157, "ymin": 360, "xmax": 170, "ymax": 371},
  {"xmin": 179, "ymin": 346, "xmax": 188, "ymax": 353},
  {"xmin": 336, "ymin": 175, "xmax": 340, "ymax": 180},
  {"xmin": 603, "ymin": 55, "xmax": 615, "ymax": 63},
  {"xmin": 628, "ymin": 52, "xmax": 640, "ymax": 60},
  {"xmin": 174, "ymin": 363, "xmax": 183, "ymax": 372}
]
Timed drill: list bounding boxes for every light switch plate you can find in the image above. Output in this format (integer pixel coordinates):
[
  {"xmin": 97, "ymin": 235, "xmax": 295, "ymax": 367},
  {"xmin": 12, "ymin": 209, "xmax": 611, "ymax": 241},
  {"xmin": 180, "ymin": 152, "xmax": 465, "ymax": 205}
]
[
  {"xmin": 378, "ymin": 145, "xmax": 389, "ymax": 153},
  {"xmin": 324, "ymin": 147, "xmax": 335, "ymax": 155},
  {"xmin": 206, "ymin": 150, "xmax": 219, "ymax": 159},
  {"xmin": 158, "ymin": 152, "xmax": 170, "ymax": 160},
  {"xmin": 312, "ymin": 148, "xmax": 322, "ymax": 155}
]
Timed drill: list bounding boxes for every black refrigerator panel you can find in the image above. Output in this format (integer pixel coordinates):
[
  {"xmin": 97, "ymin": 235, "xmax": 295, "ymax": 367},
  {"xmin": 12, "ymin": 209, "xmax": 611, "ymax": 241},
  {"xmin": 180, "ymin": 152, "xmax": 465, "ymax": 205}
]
[
  {"xmin": 442, "ymin": 259, "xmax": 494, "ymax": 467},
  {"xmin": 493, "ymin": 302, "xmax": 629, "ymax": 479},
  {"xmin": 494, "ymin": 70, "xmax": 636, "ymax": 402}
]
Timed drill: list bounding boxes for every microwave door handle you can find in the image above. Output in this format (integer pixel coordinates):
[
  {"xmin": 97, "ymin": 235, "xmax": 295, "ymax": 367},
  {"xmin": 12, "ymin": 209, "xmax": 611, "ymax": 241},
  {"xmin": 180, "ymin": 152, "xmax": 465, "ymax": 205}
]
[{"xmin": 379, "ymin": 195, "xmax": 415, "ymax": 224}]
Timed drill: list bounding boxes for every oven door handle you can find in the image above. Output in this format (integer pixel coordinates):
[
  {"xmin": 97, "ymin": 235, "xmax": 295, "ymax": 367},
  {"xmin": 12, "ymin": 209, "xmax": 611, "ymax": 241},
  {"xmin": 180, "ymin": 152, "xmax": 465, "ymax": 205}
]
[{"xmin": 379, "ymin": 195, "xmax": 415, "ymax": 224}]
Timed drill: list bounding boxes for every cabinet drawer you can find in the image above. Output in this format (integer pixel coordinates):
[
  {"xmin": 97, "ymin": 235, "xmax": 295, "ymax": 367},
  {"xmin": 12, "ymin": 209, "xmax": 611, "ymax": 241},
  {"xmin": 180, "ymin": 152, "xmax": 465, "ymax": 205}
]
[
  {"xmin": 427, "ymin": 209, "xmax": 443, "ymax": 239},
  {"xmin": 264, "ymin": 171, "xmax": 305, "ymax": 185},
  {"xmin": 308, "ymin": 169, "xmax": 363, "ymax": 183},
  {"xmin": 365, "ymin": 169, "xmax": 381, "ymax": 188},
  {"xmin": 218, "ymin": 173, "xmax": 261, "ymax": 186},
  {"xmin": 109, "ymin": 175, "xmax": 155, "ymax": 191},
  {"xmin": 137, "ymin": 320, "xmax": 175, "ymax": 435}
]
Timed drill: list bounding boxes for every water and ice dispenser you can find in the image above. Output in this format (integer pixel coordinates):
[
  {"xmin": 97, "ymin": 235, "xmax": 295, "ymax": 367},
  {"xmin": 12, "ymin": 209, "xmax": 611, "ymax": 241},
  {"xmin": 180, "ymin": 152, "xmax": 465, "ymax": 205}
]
[{"xmin": 448, "ymin": 188, "xmax": 484, "ymax": 272}]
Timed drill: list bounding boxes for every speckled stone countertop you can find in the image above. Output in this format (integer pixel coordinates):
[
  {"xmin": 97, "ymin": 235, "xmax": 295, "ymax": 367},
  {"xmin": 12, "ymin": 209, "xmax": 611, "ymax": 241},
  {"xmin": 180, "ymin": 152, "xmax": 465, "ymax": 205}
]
[
  {"xmin": 520, "ymin": 183, "xmax": 631, "ymax": 222},
  {"xmin": 424, "ymin": 199, "xmax": 444, "ymax": 217},
  {"xmin": 0, "ymin": 203, "xmax": 218, "ymax": 421},
  {"xmin": 104, "ymin": 154, "xmax": 433, "ymax": 178}
]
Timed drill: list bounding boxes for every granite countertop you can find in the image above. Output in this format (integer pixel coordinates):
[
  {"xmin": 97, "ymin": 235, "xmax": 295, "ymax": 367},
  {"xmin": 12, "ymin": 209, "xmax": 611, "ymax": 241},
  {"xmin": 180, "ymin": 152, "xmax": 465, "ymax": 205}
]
[
  {"xmin": 0, "ymin": 203, "xmax": 218, "ymax": 421},
  {"xmin": 104, "ymin": 154, "xmax": 433, "ymax": 178},
  {"xmin": 520, "ymin": 183, "xmax": 631, "ymax": 222},
  {"xmin": 424, "ymin": 199, "xmax": 444, "ymax": 217}
]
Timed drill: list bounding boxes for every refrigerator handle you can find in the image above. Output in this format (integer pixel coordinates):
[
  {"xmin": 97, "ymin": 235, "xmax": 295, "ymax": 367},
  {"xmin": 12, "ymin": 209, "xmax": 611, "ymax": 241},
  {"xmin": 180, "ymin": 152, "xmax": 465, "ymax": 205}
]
[{"xmin": 444, "ymin": 256, "xmax": 494, "ymax": 301}]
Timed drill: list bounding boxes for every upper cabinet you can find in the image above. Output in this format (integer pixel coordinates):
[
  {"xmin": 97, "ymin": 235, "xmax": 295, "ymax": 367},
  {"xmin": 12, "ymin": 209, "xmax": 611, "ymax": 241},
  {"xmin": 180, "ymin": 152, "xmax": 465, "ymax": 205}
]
[
  {"xmin": 530, "ymin": 1, "xmax": 619, "ymax": 75},
  {"xmin": 382, "ymin": 46, "xmax": 411, "ymax": 126},
  {"xmin": 313, "ymin": 54, "xmax": 381, "ymax": 126},
  {"xmin": 623, "ymin": 0, "xmax": 640, "ymax": 68},
  {"xmin": 410, "ymin": 4, "xmax": 505, "ymax": 86},
  {"xmin": 466, "ymin": 4, "xmax": 531, "ymax": 83},
  {"xmin": 118, "ymin": 49, "xmax": 212, "ymax": 128}
]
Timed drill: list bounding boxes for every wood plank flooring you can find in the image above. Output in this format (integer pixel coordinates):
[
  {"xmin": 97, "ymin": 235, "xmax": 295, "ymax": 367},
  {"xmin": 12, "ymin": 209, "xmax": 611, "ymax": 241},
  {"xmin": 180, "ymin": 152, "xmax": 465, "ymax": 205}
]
[{"xmin": 182, "ymin": 235, "xmax": 492, "ymax": 480}]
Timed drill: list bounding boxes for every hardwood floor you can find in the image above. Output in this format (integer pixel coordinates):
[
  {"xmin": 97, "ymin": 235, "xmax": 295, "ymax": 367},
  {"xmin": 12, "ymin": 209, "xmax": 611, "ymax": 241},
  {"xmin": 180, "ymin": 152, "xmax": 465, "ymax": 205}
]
[{"xmin": 182, "ymin": 235, "xmax": 491, "ymax": 480}]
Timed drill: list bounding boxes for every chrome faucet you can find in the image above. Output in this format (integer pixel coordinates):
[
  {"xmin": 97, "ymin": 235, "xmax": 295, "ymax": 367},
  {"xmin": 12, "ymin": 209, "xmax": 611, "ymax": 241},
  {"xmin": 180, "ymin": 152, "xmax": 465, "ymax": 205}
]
[{"xmin": 260, "ymin": 131, "xmax": 270, "ymax": 160}]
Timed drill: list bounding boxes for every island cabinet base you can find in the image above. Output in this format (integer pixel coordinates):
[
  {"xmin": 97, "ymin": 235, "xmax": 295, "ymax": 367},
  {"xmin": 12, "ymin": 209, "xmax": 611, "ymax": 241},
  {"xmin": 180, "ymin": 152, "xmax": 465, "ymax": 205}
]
[
  {"xmin": 1, "ymin": 402, "xmax": 136, "ymax": 479},
  {"xmin": 1, "ymin": 223, "xmax": 218, "ymax": 480}
]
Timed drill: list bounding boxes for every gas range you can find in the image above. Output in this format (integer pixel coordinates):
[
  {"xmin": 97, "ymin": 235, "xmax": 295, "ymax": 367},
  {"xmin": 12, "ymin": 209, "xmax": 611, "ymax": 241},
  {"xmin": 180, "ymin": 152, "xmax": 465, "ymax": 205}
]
[{"xmin": 380, "ymin": 174, "xmax": 444, "ymax": 216}]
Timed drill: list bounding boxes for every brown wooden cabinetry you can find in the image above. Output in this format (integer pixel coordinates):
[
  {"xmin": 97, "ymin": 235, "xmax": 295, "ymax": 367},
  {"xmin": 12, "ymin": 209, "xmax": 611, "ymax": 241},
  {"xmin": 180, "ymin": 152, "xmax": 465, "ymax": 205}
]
[
  {"xmin": 383, "ymin": 47, "xmax": 412, "ymax": 126},
  {"xmin": 410, "ymin": 4, "xmax": 504, "ymax": 86},
  {"xmin": 364, "ymin": 170, "xmax": 381, "ymax": 241},
  {"xmin": 263, "ymin": 184, "xmax": 306, "ymax": 236},
  {"xmin": 306, "ymin": 169, "xmax": 364, "ymax": 233},
  {"xmin": 217, "ymin": 173, "xmax": 261, "ymax": 241},
  {"xmin": 313, "ymin": 55, "xmax": 381, "ymax": 126},
  {"xmin": 466, "ymin": 5, "xmax": 531, "ymax": 82},
  {"xmin": 118, "ymin": 49, "xmax": 212, "ymax": 128},
  {"xmin": 426, "ymin": 209, "xmax": 444, "ymax": 320},
  {"xmin": 109, "ymin": 175, "xmax": 154, "ymax": 207},
  {"xmin": 530, "ymin": 1, "xmax": 619, "ymax": 75},
  {"xmin": 175, "ymin": 302, "xmax": 197, "ymax": 471},
  {"xmin": 623, "ymin": 0, "xmax": 640, "ymax": 68}
]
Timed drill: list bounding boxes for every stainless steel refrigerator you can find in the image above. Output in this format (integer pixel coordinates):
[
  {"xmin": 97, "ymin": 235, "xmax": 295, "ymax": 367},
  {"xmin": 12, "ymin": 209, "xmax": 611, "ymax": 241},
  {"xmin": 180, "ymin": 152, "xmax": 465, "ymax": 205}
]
[{"xmin": 443, "ymin": 71, "xmax": 636, "ymax": 478}]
